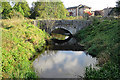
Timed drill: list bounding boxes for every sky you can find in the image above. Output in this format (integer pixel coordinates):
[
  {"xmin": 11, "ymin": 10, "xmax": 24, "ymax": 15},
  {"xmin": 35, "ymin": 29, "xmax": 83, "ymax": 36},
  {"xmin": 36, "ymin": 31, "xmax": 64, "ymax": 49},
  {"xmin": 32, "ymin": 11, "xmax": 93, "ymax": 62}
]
[{"xmin": 26, "ymin": 0, "xmax": 118, "ymax": 11}]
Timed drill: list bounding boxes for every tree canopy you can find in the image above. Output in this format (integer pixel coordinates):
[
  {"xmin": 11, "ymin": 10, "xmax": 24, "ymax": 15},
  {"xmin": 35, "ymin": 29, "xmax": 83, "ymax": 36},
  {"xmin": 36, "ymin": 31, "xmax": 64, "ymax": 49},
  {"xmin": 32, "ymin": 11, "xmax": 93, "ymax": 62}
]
[
  {"xmin": 13, "ymin": 1, "xmax": 30, "ymax": 17},
  {"xmin": 1, "ymin": 0, "xmax": 30, "ymax": 19},
  {"xmin": 1, "ymin": 1, "xmax": 12, "ymax": 18},
  {"xmin": 1, "ymin": 0, "xmax": 68, "ymax": 19},
  {"xmin": 30, "ymin": 1, "xmax": 69, "ymax": 19},
  {"xmin": 116, "ymin": 0, "xmax": 120, "ymax": 15}
]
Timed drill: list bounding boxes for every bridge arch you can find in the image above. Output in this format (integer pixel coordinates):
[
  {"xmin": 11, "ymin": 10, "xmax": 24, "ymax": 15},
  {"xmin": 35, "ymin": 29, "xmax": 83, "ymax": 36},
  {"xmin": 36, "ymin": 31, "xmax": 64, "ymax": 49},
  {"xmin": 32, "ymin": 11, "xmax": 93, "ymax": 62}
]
[
  {"xmin": 50, "ymin": 27, "xmax": 73, "ymax": 43},
  {"xmin": 34, "ymin": 20, "xmax": 92, "ymax": 35}
]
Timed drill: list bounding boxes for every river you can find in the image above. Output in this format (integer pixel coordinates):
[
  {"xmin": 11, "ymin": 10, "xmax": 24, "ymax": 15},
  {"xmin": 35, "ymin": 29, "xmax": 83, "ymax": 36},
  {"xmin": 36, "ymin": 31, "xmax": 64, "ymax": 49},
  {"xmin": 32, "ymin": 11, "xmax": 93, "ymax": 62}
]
[{"xmin": 32, "ymin": 36, "xmax": 98, "ymax": 78}]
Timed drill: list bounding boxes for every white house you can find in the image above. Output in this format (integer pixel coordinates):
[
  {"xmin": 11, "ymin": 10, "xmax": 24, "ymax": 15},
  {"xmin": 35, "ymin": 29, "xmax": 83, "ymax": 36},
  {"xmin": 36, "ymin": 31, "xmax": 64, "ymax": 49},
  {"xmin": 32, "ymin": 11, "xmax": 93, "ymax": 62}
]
[{"xmin": 67, "ymin": 4, "xmax": 92, "ymax": 17}]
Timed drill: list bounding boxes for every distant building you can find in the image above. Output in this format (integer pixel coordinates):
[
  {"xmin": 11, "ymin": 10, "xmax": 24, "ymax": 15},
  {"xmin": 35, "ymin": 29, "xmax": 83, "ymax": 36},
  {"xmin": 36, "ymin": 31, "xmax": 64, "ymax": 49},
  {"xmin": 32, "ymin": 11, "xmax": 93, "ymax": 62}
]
[{"xmin": 67, "ymin": 4, "xmax": 92, "ymax": 17}]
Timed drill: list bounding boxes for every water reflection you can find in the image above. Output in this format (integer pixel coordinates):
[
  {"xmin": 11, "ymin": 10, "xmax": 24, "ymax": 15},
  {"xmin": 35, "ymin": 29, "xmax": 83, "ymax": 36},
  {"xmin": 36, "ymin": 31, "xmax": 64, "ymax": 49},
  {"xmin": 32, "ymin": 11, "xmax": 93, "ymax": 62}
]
[
  {"xmin": 33, "ymin": 50, "xmax": 97, "ymax": 78},
  {"xmin": 48, "ymin": 38, "xmax": 85, "ymax": 51}
]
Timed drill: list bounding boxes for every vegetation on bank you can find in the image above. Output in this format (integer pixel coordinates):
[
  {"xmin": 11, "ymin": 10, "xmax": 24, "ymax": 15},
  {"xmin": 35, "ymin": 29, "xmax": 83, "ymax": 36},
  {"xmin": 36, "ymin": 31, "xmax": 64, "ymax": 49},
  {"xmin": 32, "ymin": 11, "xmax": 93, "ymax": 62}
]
[
  {"xmin": 75, "ymin": 18, "xmax": 120, "ymax": 79},
  {"xmin": 1, "ymin": 18, "xmax": 50, "ymax": 78}
]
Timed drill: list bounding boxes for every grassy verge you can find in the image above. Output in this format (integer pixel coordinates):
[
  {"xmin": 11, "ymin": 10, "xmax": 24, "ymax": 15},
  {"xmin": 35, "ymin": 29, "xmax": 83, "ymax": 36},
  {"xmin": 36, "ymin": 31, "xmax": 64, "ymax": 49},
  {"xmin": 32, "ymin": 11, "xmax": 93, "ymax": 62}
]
[
  {"xmin": 75, "ymin": 18, "xmax": 120, "ymax": 79},
  {"xmin": 1, "ymin": 18, "xmax": 50, "ymax": 78}
]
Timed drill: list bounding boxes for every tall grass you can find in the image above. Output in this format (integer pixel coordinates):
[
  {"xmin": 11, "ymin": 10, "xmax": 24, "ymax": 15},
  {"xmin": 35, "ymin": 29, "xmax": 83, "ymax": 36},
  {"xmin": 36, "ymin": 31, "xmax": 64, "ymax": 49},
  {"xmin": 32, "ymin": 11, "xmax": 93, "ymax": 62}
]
[
  {"xmin": 0, "ymin": 27, "xmax": 2, "ymax": 80},
  {"xmin": 75, "ymin": 18, "xmax": 120, "ymax": 79},
  {"xmin": 1, "ymin": 19, "xmax": 50, "ymax": 78}
]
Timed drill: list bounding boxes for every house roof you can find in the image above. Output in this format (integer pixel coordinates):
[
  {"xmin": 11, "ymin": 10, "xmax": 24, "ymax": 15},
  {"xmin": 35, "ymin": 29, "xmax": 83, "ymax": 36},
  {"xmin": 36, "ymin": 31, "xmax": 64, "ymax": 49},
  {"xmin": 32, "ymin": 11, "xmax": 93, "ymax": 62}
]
[
  {"xmin": 67, "ymin": 6, "xmax": 78, "ymax": 9},
  {"xmin": 67, "ymin": 4, "xmax": 91, "ymax": 9}
]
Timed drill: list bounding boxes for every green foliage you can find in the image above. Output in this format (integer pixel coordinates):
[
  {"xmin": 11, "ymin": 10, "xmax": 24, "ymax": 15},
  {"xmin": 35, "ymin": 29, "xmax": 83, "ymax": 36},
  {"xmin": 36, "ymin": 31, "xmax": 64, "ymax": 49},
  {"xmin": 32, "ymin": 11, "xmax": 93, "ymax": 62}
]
[
  {"xmin": 30, "ymin": 1, "xmax": 69, "ymax": 19},
  {"xmin": 1, "ymin": 1, "xmax": 25, "ymax": 19},
  {"xmin": 0, "ymin": 1, "xmax": 11, "ymax": 12},
  {"xmin": 8, "ymin": 10, "xmax": 24, "ymax": 19},
  {"xmin": 116, "ymin": 0, "xmax": 120, "ymax": 15},
  {"xmin": 1, "ymin": 0, "xmax": 68, "ymax": 19},
  {"xmin": 13, "ymin": 1, "xmax": 30, "ymax": 17},
  {"xmin": 1, "ymin": 2, "xmax": 12, "ymax": 19},
  {"xmin": 85, "ymin": 62, "xmax": 120, "ymax": 79},
  {"xmin": 1, "ymin": 19, "xmax": 50, "ymax": 78},
  {"xmin": 75, "ymin": 18, "xmax": 120, "ymax": 79},
  {"xmin": 76, "ymin": 19, "xmax": 119, "ymax": 56},
  {"xmin": 1, "ymin": 0, "xmax": 30, "ymax": 19}
]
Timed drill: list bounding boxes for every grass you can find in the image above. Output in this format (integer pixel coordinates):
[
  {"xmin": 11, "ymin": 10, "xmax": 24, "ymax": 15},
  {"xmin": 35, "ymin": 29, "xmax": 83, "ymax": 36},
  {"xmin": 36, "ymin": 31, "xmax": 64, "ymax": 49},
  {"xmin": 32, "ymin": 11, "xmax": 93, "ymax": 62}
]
[
  {"xmin": 75, "ymin": 18, "xmax": 120, "ymax": 79},
  {"xmin": 1, "ymin": 18, "xmax": 50, "ymax": 78}
]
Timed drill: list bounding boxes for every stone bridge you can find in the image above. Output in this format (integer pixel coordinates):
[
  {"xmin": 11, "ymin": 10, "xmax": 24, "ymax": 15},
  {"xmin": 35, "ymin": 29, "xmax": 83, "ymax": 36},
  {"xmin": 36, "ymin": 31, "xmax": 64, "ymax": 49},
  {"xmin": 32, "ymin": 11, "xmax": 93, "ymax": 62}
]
[{"xmin": 34, "ymin": 20, "xmax": 92, "ymax": 35}]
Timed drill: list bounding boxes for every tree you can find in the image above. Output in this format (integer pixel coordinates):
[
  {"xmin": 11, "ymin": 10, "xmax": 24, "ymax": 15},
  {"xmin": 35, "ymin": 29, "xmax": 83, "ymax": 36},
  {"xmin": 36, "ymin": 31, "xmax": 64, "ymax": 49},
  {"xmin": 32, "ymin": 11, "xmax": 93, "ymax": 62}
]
[
  {"xmin": 116, "ymin": 0, "xmax": 120, "ymax": 16},
  {"xmin": 55, "ymin": 2, "xmax": 69, "ymax": 18},
  {"xmin": 30, "ymin": 0, "xmax": 69, "ymax": 19},
  {"xmin": 1, "ymin": 1, "xmax": 12, "ymax": 19},
  {"xmin": 13, "ymin": 0, "xmax": 30, "ymax": 17}
]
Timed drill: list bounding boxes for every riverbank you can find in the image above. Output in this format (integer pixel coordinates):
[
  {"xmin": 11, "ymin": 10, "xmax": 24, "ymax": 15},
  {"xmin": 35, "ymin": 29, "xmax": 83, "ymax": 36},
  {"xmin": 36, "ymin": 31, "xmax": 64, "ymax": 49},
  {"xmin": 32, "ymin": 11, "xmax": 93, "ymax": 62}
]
[
  {"xmin": 1, "ymin": 18, "xmax": 50, "ymax": 78},
  {"xmin": 75, "ymin": 18, "xmax": 120, "ymax": 79}
]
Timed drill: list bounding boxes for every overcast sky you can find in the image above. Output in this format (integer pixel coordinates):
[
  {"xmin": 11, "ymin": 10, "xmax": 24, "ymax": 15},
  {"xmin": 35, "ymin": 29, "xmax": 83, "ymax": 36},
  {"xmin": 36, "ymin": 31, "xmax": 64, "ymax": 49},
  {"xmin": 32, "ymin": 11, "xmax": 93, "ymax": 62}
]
[{"xmin": 26, "ymin": 0, "xmax": 118, "ymax": 11}]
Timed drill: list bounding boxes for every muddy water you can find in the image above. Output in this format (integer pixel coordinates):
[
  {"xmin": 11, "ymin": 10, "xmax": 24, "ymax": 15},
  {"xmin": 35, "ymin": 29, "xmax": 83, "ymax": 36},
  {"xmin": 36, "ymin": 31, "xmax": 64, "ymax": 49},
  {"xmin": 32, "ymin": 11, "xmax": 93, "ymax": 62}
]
[{"xmin": 33, "ymin": 37, "xmax": 98, "ymax": 78}]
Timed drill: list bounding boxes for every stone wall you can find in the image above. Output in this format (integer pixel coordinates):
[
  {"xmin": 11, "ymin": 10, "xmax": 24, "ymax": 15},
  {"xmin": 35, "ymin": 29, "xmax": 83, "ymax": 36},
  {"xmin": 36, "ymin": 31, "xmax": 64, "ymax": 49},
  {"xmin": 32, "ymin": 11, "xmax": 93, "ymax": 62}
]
[{"xmin": 34, "ymin": 20, "xmax": 92, "ymax": 35}]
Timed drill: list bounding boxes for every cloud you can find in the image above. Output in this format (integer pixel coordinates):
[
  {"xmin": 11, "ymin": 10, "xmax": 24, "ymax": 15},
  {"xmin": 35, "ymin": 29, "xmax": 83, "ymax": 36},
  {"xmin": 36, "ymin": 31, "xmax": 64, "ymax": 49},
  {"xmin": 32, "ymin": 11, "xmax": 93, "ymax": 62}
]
[{"xmin": 33, "ymin": 51, "xmax": 97, "ymax": 78}]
